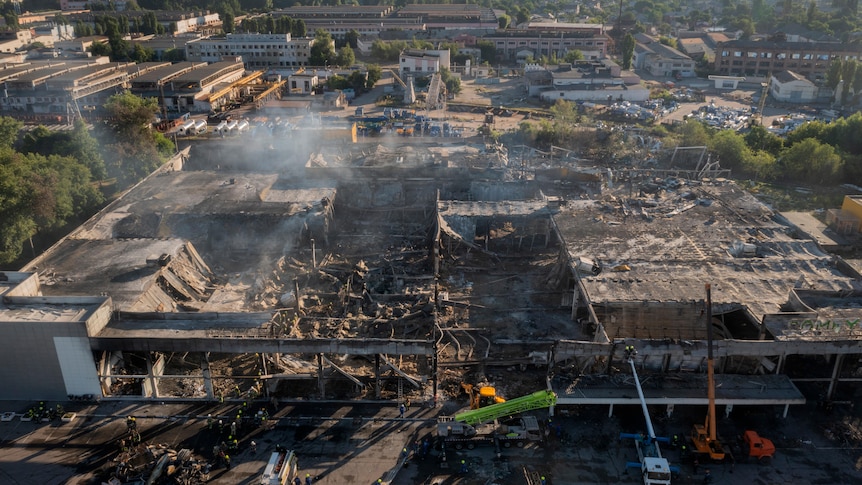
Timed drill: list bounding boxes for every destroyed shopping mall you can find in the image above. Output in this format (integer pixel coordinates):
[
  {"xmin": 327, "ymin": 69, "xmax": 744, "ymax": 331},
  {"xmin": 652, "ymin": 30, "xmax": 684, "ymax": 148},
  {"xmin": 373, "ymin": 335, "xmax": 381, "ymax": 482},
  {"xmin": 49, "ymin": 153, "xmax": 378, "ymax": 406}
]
[{"xmin": 2, "ymin": 137, "xmax": 862, "ymax": 420}]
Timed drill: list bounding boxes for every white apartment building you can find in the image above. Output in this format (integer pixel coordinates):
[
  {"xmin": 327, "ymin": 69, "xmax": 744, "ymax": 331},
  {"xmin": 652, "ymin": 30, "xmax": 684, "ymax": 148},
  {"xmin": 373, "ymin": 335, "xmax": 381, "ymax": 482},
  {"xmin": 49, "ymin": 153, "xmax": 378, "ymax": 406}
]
[{"xmin": 185, "ymin": 33, "xmax": 320, "ymax": 69}]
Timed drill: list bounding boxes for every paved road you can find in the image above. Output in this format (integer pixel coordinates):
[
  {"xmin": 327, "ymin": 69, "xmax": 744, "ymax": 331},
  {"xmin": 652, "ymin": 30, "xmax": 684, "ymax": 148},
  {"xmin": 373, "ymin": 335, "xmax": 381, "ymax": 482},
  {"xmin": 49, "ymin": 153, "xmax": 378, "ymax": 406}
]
[
  {"xmin": 2, "ymin": 398, "xmax": 862, "ymax": 484},
  {"xmin": 0, "ymin": 400, "xmax": 433, "ymax": 485}
]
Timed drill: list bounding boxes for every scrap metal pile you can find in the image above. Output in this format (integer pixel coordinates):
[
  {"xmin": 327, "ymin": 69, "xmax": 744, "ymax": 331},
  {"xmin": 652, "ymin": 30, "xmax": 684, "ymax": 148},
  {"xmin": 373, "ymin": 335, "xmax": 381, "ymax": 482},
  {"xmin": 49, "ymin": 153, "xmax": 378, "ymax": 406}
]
[{"xmin": 108, "ymin": 446, "xmax": 210, "ymax": 485}]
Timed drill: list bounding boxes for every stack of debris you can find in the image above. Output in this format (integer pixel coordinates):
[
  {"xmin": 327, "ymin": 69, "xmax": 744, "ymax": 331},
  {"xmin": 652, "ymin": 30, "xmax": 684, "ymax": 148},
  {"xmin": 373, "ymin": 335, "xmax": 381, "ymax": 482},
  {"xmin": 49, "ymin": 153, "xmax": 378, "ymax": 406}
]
[{"xmin": 110, "ymin": 445, "xmax": 210, "ymax": 485}]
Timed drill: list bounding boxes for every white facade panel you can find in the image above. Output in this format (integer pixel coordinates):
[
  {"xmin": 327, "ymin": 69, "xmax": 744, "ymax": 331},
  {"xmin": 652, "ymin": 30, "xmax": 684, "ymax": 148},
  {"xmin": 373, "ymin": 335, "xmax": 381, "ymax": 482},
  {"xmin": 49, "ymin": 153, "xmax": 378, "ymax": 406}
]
[{"xmin": 54, "ymin": 336, "xmax": 101, "ymax": 396}]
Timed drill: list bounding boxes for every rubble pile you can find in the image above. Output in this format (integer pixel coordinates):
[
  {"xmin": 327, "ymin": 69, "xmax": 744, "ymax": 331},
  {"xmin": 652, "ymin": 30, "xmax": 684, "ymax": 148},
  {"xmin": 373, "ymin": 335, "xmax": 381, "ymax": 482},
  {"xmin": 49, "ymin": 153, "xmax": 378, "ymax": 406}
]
[{"xmin": 109, "ymin": 445, "xmax": 210, "ymax": 485}]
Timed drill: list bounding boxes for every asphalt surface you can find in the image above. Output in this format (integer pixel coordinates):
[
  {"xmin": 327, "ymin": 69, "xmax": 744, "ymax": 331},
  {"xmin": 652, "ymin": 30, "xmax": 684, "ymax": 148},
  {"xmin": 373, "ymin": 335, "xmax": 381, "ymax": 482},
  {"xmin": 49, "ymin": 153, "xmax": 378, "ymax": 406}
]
[
  {"xmin": 0, "ymin": 399, "xmax": 432, "ymax": 485},
  {"xmin": 2, "ymin": 398, "xmax": 862, "ymax": 484}
]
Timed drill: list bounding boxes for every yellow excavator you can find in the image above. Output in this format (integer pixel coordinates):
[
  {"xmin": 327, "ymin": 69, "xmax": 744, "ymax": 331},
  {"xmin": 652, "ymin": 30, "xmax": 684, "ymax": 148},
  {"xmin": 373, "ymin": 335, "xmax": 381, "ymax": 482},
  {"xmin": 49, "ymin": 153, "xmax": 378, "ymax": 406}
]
[
  {"xmin": 461, "ymin": 383, "xmax": 506, "ymax": 409},
  {"xmin": 690, "ymin": 283, "xmax": 726, "ymax": 462}
]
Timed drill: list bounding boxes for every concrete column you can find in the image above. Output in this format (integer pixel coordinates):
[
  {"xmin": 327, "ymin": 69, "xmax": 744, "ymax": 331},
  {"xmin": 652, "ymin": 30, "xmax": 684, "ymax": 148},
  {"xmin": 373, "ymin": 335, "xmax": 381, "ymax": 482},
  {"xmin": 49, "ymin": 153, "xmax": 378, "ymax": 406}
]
[
  {"xmin": 375, "ymin": 354, "xmax": 381, "ymax": 399},
  {"xmin": 432, "ymin": 346, "xmax": 438, "ymax": 404},
  {"xmin": 202, "ymin": 352, "xmax": 214, "ymax": 400},
  {"xmin": 776, "ymin": 353, "xmax": 786, "ymax": 374},
  {"xmin": 145, "ymin": 353, "xmax": 160, "ymax": 399},
  {"xmin": 826, "ymin": 353, "xmax": 844, "ymax": 400},
  {"xmin": 570, "ymin": 283, "xmax": 579, "ymax": 320},
  {"xmin": 608, "ymin": 403, "xmax": 614, "ymax": 417},
  {"xmin": 98, "ymin": 351, "xmax": 112, "ymax": 397},
  {"xmin": 317, "ymin": 353, "xmax": 325, "ymax": 398}
]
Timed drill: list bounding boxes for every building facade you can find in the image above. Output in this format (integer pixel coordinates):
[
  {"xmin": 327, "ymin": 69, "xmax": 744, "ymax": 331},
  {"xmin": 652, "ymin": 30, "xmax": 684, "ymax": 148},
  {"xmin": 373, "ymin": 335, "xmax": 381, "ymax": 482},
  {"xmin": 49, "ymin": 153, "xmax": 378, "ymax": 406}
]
[
  {"xmin": 714, "ymin": 39, "xmax": 862, "ymax": 80},
  {"xmin": 634, "ymin": 38, "xmax": 696, "ymax": 78},
  {"xmin": 185, "ymin": 33, "xmax": 320, "ymax": 69},
  {"xmin": 399, "ymin": 48, "xmax": 451, "ymax": 77},
  {"xmin": 484, "ymin": 30, "xmax": 608, "ymax": 61},
  {"xmin": 770, "ymin": 70, "xmax": 817, "ymax": 103}
]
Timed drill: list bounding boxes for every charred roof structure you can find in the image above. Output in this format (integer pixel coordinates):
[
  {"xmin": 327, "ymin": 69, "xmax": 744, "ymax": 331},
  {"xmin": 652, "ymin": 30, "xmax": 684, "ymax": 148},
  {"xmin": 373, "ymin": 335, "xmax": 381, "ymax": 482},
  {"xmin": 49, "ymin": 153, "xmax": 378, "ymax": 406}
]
[{"xmin": 2, "ymin": 137, "xmax": 861, "ymax": 420}]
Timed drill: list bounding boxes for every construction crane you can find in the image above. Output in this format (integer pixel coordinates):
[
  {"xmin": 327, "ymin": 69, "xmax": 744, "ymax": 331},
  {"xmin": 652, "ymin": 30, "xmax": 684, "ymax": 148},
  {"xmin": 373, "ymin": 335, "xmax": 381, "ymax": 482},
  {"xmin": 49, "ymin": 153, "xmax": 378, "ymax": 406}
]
[
  {"xmin": 690, "ymin": 284, "xmax": 726, "ymax": 462},
  {"xmin": 453, "ymin": 390, "xmax": 556, "ymax": 426},
  {"xmin": 437, "ymin": 390, "xmax": 556, "ymax": 450},
  {"xmin": 619, "ymin": 346, "xmax": 674, "ymax": 485}
]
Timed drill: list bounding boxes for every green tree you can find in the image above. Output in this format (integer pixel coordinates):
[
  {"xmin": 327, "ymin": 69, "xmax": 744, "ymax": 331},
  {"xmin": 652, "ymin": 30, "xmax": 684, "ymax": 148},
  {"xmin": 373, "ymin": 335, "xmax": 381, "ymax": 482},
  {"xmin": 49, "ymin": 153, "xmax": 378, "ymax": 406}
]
[
  {"xmin": 678, "ymin": 120, "xmax": 711, "ymax": 147},
  {"xmin": 710, "ymin": 129, "xmax": 752, "ymax": 173},
  {"xmin": 477, "ymin": 40, "xmax": 496, "ymax": 63},
  {"xmin": 620, "ymin": 33, "xmax": 636, "ymax": 70},
  {"xmin": 223, "ymin": 12, "xmax": 235, "ymax": 34},
  {"xmin": 347, "ymin": 70, "xmax": 367, "ymax": 92},
  {"xmin": 744, "ymin": 124, "xmax": 784, "ymax": 156},
  {"xmin": 345, "ymin": 29, "xmax": 359, "ymax": 49},
  {"xmin": 365, "ymin": 64, "xmax": 382, "ymax": 89},
  {"xmin": 440, "ymin": 67, "xmax": 461, "ymax": 95},
  {"xmin": 0, "ymin": 147, "xmax": 104, "ymax": 264},
  {"xmin": 309, "ymin": 29, "xmax": 335, "ymax": 66},
  {"xmin": 564, "ymin": 49, "xmax": 585, "ymax": 63},
  {"xmin": 780, "ymin": 137, "xmax": 843, "ymax": 183},
  {"xmin": 100, "ymin": 92, "xmax": 173, "ymax": 187},
  {"xmin": 498, "ymin": 14, "xmax": 511, "ymax": 29},
  {"xmin": 658, "ymin": 36, "xmax": 678, "ymax": 49},
  {"xmin": 0, "ymin": 116, "xmax": 22, "ymax": 148},
  {"xmin": 0, "ymin": 151, "xmax": 37, "ymax": 264},
  {"xmin": 326, "ymin": 74, "xmax": 349, "ymax": 90},
  {"xmin": 292, "ymin": 19, "xmax": 306, "ymax": 38},
  {"xmin": 103, "ymin": 91, "xmax": 159, "ymax": 136},
  {"xmin": 334, "ymin": 46, "xmax": 355, "ymax": 68},
  {"xmin": 130, "ymin": 44, "xmax": 154, "ymax": 63},
  {"xmin": 89, "ymin": 41, "xmax": 112, "ymax": 57},
  {"xmin": 162, "ymin": 48, "xmax": 186, "ymax": 62},
  {"xmin": 515, "ymin": 6, "xmax": 529, "ymax": 25},
  {"xmin": 841, "ymin": 58, "xmax": 857, "ymax": 102},
  {"xmin": 743, "ymin": 150, "xmax": 778, "ymax": 181},
  {"xmin": 20, "ymin": 120, "xmax": 107, "ymax": 180},
  {"xmin": 826, "ymin": 59, "xmax": 843, "ymax": 91}
]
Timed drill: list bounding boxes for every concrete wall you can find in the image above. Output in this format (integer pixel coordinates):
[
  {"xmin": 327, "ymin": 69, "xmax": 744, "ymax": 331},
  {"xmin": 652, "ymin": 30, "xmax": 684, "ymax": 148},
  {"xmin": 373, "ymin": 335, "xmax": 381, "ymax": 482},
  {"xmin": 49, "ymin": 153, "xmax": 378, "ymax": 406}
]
[
  {"xmin": 841, "ymin": 195, "xmax": 862, "ymax": 222},
  {"xmin": 0, "ymin": 320, "xmax": 101, "ymax": 400}
]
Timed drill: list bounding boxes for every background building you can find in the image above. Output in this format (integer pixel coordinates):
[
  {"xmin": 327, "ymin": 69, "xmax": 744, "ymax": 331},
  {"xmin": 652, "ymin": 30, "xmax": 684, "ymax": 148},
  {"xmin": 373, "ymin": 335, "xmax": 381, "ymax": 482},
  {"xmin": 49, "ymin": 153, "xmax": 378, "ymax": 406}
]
[
  {"xmin": 714, "ymin": 39, "xmax": 862, "ymax": 81},
  {"xmin": 770, "ymin": 70, "xmax": 818, "ymax": 103},
  {"xmin": 185, "ymin": 33, "xmax": 319, "ymax": 69}
]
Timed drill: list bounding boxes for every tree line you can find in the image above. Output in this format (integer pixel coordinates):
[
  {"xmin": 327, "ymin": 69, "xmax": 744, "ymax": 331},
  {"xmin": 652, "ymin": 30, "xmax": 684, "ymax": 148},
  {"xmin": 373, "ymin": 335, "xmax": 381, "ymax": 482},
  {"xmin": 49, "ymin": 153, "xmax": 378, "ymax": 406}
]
[
  {"xmin": 0, "ymin": 92, "xmax": 175, "ymax": 267},
  {"xmin": 517, "ymin": 99, "xmax": 862, "ymax": 186}
]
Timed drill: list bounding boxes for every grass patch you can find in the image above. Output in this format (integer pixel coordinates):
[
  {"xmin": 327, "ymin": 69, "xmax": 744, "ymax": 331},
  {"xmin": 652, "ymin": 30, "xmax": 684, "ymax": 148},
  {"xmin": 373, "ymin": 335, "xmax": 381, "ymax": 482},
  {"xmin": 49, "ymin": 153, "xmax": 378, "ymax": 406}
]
[{"xmin": 740, "ymin": 180, "xmax": 850, "ymax": 212}]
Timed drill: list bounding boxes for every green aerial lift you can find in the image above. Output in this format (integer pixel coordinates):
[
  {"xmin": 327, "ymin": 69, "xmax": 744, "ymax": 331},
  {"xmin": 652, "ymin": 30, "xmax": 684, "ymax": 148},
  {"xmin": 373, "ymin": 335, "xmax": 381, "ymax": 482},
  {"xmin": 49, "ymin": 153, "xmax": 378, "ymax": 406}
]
[{"xmin": 437, "ymin": 390, "xmax": 557, "ymax": 450}]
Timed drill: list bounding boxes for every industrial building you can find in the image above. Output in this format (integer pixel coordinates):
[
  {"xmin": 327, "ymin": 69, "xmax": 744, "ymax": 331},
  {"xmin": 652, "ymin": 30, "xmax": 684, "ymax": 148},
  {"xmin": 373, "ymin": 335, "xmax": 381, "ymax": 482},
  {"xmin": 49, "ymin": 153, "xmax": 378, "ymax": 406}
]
[
  {"xmin": 714, "ymin": 38, "xmax": 862, "ymax": 80},
  {"xmin": 128, "ymin": 58, "xmax": 245, "ymax": 113},
  {"xmin": 184, "ymin": 33, "xmax": 320, "ymax": 70},
  {"xmin": 2, "ymin": 131, "xmax": 861, "ymax": 427},
  {"xmin": 0, "ymin": 58, "xmax": 136, "ymax": 120}
]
